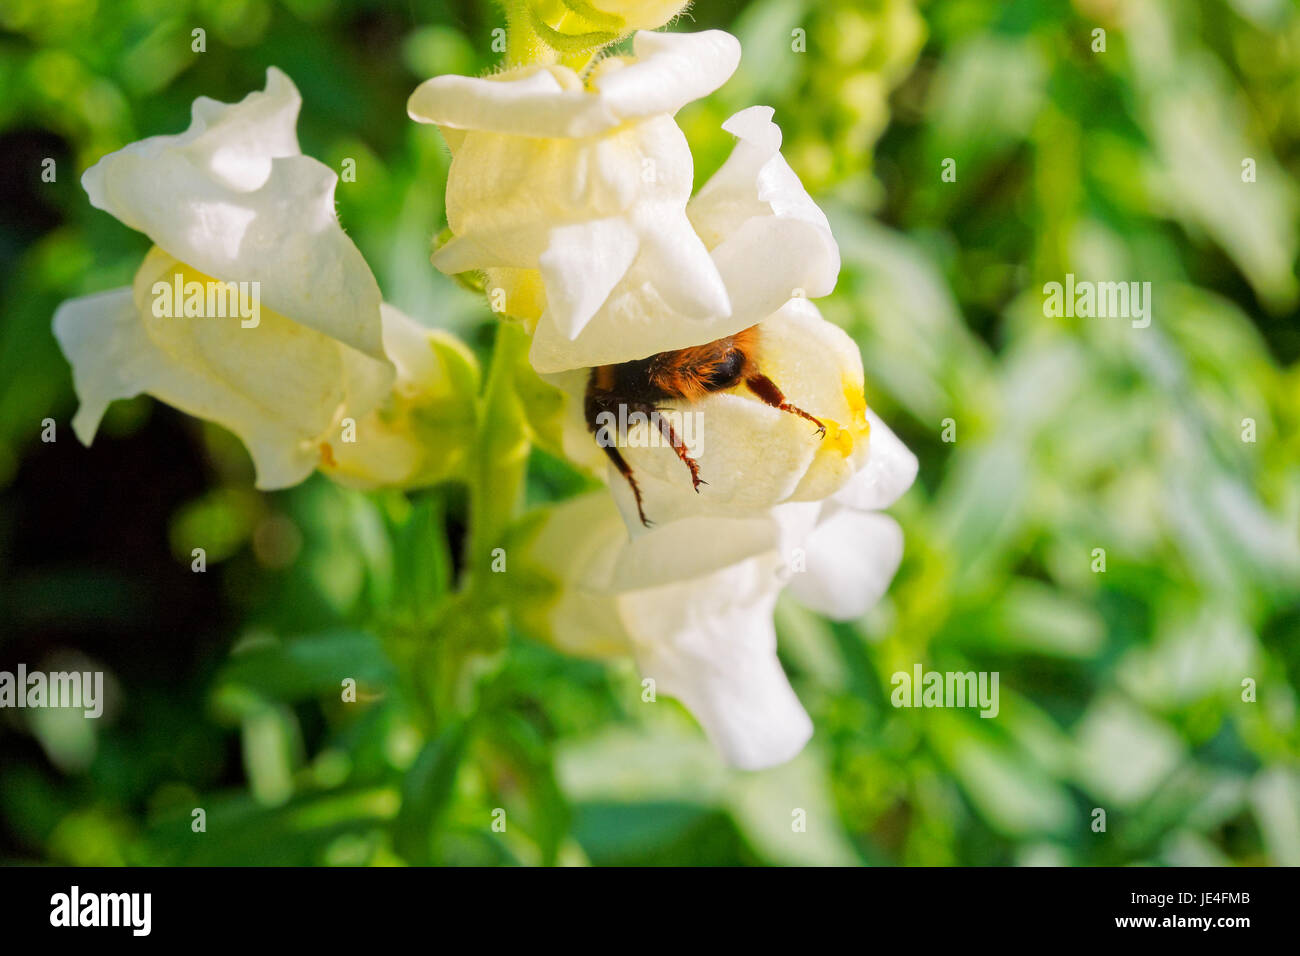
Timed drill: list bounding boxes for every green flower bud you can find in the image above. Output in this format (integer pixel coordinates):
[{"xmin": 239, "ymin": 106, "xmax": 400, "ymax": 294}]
[{"xmin": 558, "ymin": 0, "xmax": 691, "ymax": 32}]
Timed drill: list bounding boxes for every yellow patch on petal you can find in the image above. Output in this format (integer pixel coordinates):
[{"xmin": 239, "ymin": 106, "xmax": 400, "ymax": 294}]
[
  {"xmin": 845, "ymin": 380, "xmax": 870, "ymax": 431},
  {"xmin": 803, "ymin": 383, "xmax": 870, "ymax": 458},
  {"xmin": 823, "ymin": 420, "xmax": 855, "ymax": 456},
  {"xmin": 484, "ymin": 267, "xmax": 548, "ymax": 325},
  {"xmin": 813, "ymin": 376, "xmax": 870, "ymax": 455}
]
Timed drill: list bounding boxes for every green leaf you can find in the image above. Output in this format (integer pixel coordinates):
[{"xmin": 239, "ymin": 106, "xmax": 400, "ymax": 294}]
[
  {"xmin": 212, "ymin": 630, "xmax": 394, "ymax": 717},
  {"xmin": 393, "ymin": 721, "xmax": 471, "ymax": 864}
]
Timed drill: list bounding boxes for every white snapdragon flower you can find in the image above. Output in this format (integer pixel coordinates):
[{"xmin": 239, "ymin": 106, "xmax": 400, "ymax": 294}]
[
  {"xmin": 519, "ymin": 414, "xmax": 917, "ymax": 770},
  {"xmin": 526, "ymin": 102, "xmax": 858, "ymax": 531},
  {"xmin": 409, "ymin": 32, "xmax": 839, "ymax": 374},
  {"xmin": 408, "ymin": 30, "xmax": 737, "ymax": 358},
  {"xmin": 53, "ymin": 68, "xmax": 396, "ymax": 489}
]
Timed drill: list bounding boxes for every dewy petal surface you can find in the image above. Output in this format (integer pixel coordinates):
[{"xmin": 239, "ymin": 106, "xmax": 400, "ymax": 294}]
[{"xmin": 81, "ymin": 67, "xmax": 385, "ymax": 360}]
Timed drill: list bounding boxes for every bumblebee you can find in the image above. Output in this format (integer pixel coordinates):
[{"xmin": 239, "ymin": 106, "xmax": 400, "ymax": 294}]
[{"xmin": 584, "ymin": 325, "xmax": 826, "ymax": 526}]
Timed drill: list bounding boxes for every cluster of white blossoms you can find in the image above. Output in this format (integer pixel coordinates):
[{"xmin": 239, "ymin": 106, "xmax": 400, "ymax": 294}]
[
  {"xmin": 52, "ymin": 13, "xmax": 915, "ymax": 772},
  {"xmin": 412, "ymin": 26, "xmax": 917, "ymax": 768}
]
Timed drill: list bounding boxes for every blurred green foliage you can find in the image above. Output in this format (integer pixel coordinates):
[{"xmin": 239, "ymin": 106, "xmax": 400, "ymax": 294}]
[{"xmin": 1, "ymin": 0, "xmax": 1298, "ymax": 866}]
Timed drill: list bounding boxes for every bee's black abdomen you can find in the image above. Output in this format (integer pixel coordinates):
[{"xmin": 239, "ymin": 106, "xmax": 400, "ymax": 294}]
[{"xmin": 701, "ymin": 349, "xmax": 746, "ymax": 391}]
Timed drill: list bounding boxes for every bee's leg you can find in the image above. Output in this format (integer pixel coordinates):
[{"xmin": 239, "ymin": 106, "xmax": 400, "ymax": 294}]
[
  {"xmin": 744, "ymin": 373, "xmax": 827, "ymax": 438},
  {"xmin": 647, "ymin": 407, "xmax": 706, "ymax": 492},
  {"xmin": 599, "ymin": 443, "xmax": 652, "ymax": 527}
]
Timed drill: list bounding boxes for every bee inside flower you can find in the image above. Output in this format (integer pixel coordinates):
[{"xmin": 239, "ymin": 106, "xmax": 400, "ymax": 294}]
[{"xmin": 584, "ymin": 324, "xmax": 828, "ymax": 526}]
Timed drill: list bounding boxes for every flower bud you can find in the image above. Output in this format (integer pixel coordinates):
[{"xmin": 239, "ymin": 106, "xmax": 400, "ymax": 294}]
[{"xmin": 561, "ymin": 0, "xmax": 692, "ymax": 32}]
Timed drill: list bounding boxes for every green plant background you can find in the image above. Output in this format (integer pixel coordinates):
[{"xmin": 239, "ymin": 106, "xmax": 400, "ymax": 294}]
[{"xmin": 1, "ymin": 0, "xmax": 1298, "ymax": 866}]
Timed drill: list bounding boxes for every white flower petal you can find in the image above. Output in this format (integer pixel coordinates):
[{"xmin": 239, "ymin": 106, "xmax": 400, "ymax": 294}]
[
  {"xmin": 436, "ymin": 125, "xmax": 660, "ymax": 270},
  {"xmin": 528, "ymin": 267, "xmax": 737, "ymax": 373},
  {"xmin": 523, "ymin": 492, "xmax": 846, "ymax": 770},
  {"xmin": 53, "ymin": 287, "xmax": 152, "ymax": 446},
  {"xmin": 406, "ymin": 31, "xmax": 740, "ymax": 138},
  {"xmin": 81, "ymin": 67, "xmax": 384, "ymax": 359},
  {"xmin": 430, "ymin": 106, "xmax": 732, "ymax": 359},
  {"xmin": 53, "ymin": 249, "xmax": 393, "ymax": 490},
  {"xmin": 430, "ymin": 231, "xmax": 511, "ymax": 275},
  {"xmin": 538, "ymin": 218, "xmax": 642, "ymax": 340},
  {"xmin": 756, "ymin": 298, "xmax": 865, "ymax": 431},
  {"xmin": 526, "ymin": 203, "xmax": 735, "ymax": 371},
  {"xmin": 609, "ymin": 391, "xmax": 821, "ymax": 528},
  {"xmin": 695, "ymin": 107, "xmax": 785, "ymax": 233},
  {"xmin": 409, "ymin": 66, "xmax": 597, "ymax": 138},
  {"xmin": 412, "ymin": 35, "xmax": 748, "ymax": 373},
  {"xmin": 593, "ymin": 30, "xmax": 742, "ymax": 126},
  {"xmin": 529, "ymin": 488, "xmax": 785, "ymax": 594},
  {"xmin": 376, "ymin": 303, "xmax": 440, "ymax": 388},
  {"xmin": 693, "ymin": 108, "xmax": 831, "ymax": 237},
  {"xmin": 632, "ymin": 205, "xmax": 733, "ymax": 319},
  {"xmin": 98, "ymin": 66, "xmax": 303, "ymax": 195},
  {"xmin": 528, "ymin": 105, "xmax": 842, "ymax": 372},
  {"xmin": 525, "ymin": 493, "xmax": 634, "ymax": 657},
  {"xmin": 690, "ymin": 105, "xmax": 840, "ymax": 300},
  {"xmin": 622, "ymin": 556, "xmax": 812, "ymax": 770},
  {"xmin": 834, "ymin": 409, "xmax": 919, "ymax": 511},
  {"xmin": 53, "ymin": 285, "xmax": 319, "ymax": 487},
  {"xmin": 610, "ymin": 511, "xmax": 783, "ymax": 591},
  {"xmin": 436, "ymin": 111, "xmax": 716, "ymax": 284},
  {"xmin": 787, "ymin": 509, "xmax": 904, "ymax": 620},
  {"xmin": 771, "ymin": 500, "xmax": 823, "ymax": 559},
  {"xmin": 710, "ymin": 215, "xmax": 839, "ymax": 325}
]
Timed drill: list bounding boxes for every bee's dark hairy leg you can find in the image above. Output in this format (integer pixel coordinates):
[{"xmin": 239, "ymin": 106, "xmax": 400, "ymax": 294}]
[
  {"xmin": 599, "ymin": 442, "xmax": 652, "ymax": 527},
  {"xmin": 744, "ymin": 373, "xmax": 827, "ymax": 438},
  {"xmin": 651, "ymin": 409, "xmax": 707, "ymax": 492}
]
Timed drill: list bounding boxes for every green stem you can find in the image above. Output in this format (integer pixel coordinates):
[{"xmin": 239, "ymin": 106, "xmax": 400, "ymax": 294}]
[
  {"xmin": 466, "ymin": 320, "xmax": 531, "ymax": 585},
  {"xmin": 503, "ymin": 0, "xmax": 551, "ymax": 65},
  {"xmin": 423, "ymin": 321, "xmax": 529, "ymax": 719}
]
